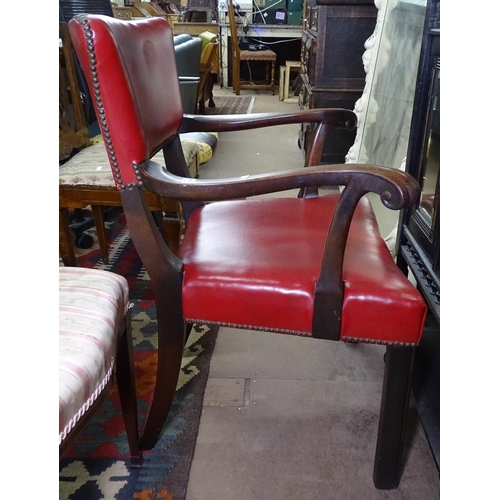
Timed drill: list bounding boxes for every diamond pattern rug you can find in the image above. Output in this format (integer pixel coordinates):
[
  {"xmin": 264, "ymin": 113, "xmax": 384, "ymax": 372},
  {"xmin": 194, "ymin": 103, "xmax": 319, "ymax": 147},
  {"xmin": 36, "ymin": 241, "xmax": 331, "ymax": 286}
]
[
  {"xmin": 204, "ymin": 95, "xmax": 255, "ymax": 115},
  {"xmin": 59, "ymin": 214, "xmax": 219, "ymax": 500}
]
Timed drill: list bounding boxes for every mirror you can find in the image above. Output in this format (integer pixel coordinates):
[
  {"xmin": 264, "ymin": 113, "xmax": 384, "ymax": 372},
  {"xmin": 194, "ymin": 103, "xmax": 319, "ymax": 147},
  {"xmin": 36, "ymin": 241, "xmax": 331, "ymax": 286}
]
[
  {"xmin": 359, "ymin": 0, "xmax": 428, "ymax": 171},
  {"xmin": 405, "ymin": 22, "xmax": 440, "ymax": 276},
  {"xmin": 418, "ymin": 39, "xmax": 440, "ymax": 226}
]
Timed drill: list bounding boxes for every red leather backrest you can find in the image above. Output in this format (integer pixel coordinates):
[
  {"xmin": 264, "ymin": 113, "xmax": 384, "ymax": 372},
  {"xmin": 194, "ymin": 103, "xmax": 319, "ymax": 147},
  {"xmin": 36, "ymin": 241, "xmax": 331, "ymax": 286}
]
[{"xmin": 68, "ymin": 14, "xmax": 184, "ymax": 189}]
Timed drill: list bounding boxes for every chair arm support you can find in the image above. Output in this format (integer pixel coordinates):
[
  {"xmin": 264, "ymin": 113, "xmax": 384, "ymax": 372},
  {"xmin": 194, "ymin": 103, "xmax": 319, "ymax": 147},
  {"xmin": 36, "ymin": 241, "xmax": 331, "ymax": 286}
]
[
  {"xmin": 179, "ymin": 108, "xmax": 357, "ymax": 133},
  {"xmin": 311, "ymin": 170, "xmax": 420, "ymax": 340},
  {"xmin": 139, "ymin": 160, "xmax": 419, "ymax": 209},
  {"xmin": 138, "ymin": 158, "xmax": 420, "ymax": 341}
]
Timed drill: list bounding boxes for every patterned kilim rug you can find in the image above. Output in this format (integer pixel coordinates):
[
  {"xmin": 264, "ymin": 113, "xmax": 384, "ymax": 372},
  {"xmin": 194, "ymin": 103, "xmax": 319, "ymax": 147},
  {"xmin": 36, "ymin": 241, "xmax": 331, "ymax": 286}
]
[
  {"xmin": 68, "ymin": 210, "xmax": 155, "ymax": 301},
  {"xmin": 59, "ymin": 212, "xmax": 219, "ymax": 500},
  {"xmin": 205, "ymin": 95, "xmax": 255, "ymax": 115}
]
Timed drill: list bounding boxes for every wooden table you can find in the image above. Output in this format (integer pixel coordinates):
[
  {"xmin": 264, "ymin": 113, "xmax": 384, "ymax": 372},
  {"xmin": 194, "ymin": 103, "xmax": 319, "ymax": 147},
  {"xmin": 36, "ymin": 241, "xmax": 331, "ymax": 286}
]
[{"xmin": 219, "ymin": 23, "xmax": 302, "ymax": 90}]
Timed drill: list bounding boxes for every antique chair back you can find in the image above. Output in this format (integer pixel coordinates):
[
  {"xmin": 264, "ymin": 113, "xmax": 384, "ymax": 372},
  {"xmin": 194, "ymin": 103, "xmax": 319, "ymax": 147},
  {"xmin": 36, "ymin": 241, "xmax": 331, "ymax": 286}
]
[{"xmin": 59, "ymin": 21, "xmax": 186, "ymax": 265}]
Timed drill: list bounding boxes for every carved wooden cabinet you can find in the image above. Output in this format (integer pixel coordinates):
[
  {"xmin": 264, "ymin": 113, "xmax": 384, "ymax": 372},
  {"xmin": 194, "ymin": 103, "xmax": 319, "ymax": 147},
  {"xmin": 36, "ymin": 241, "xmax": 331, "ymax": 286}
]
[{"xmin": 299, "ymin": 0, "xmax": 377, "ymax": 163}]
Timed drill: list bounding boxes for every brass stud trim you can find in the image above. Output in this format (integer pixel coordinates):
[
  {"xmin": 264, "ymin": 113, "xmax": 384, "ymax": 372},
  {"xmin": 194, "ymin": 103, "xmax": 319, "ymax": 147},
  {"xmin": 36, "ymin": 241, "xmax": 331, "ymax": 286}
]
[{"xmin": 74, "ymin": 14, "xmax": 138, "ymax": 190}]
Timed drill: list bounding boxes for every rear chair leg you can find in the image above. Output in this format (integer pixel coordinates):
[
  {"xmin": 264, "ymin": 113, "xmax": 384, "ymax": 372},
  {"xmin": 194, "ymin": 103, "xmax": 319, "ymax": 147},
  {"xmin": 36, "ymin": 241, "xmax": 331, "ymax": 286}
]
[
  {"xmin": 120, "ymin": 187, "xmax": 186, "ymax": 451},
  {"xmin": 373, "ymin": 345, "xmax": 415, "ymax": 489},
  {"xmin": 139, "ymin": 306, "xmax": 186, "ymax": 450}
]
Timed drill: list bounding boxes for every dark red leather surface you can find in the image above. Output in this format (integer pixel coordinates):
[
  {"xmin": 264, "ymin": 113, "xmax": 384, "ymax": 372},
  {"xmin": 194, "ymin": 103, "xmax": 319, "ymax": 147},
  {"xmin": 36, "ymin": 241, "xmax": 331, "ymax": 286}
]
[
  {"xmin": 69, "ymin": 16, "xmax": 184, "ymax": 188},
  {"xmin": 179, "ymin": 195, "xmax": 427, "ymax": 344}
]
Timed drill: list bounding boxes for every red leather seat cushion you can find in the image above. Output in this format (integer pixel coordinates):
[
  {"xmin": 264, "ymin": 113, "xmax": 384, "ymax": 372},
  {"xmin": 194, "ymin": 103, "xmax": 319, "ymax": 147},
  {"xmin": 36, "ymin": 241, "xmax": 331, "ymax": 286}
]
[{"xmin": 179, "ymin": 194, "xmax": 426, "ymax": 344}]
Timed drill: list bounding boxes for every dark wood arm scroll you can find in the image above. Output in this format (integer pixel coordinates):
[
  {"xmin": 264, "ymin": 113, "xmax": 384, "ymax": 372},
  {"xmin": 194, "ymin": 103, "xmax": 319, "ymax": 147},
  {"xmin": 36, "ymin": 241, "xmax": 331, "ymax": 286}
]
[
  {"xmin": 138, "ymin": 160, "xmax": 417, "ymax": 204},
  {"xmin": 312, "ymin": 167, "xmax": 421, "ymax": 341}
]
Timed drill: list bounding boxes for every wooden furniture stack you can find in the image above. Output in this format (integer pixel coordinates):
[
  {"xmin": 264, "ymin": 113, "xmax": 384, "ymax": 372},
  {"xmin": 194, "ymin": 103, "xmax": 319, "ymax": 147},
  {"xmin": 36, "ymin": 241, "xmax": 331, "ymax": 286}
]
[{"xmin": 299, "ymin": 0, "xmax": 377, "ymax": 164}]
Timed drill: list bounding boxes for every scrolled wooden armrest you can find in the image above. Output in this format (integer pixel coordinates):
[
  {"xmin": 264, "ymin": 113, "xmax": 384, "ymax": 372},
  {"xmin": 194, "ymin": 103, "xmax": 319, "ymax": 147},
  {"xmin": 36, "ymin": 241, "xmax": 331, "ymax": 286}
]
[
  {"xmin": 179, "ymin": 108, "xmax": 357, "ymax": 134},
  {"xmin": 139, "ymin": 160, "xmax": 419, "ymax": 210},
  {"xmin": 309, "ymin": 165, "xmax": 420, "ymax": 340}
]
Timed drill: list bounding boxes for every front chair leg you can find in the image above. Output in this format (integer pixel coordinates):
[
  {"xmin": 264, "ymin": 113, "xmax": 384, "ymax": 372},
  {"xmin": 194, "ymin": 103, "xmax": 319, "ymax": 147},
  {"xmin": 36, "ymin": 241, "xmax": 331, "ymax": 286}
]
[{"xmin": 373, "ymin": 345, "xmax": 415, "ymax": 489}]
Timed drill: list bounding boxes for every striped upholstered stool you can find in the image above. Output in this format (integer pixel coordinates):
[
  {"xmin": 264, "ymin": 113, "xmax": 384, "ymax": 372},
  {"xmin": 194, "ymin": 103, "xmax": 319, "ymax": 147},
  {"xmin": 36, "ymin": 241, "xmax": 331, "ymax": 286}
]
[{"xmin": 59, "ymin": 267, "xmax": 142, "ymax": 466}]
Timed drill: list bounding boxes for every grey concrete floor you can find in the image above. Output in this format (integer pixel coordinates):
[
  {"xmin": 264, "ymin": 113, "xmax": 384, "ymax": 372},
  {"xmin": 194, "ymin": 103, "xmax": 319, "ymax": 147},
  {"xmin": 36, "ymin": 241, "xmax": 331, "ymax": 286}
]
[{"xmin": 185, "ymin": 87, "xmax": 440, "ymax": 499}]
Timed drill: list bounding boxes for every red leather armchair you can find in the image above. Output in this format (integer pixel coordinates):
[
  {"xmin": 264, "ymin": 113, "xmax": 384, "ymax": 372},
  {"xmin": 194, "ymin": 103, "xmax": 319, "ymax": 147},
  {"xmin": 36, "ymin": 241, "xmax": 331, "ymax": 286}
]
[{"xmin": 69, "ymin": 14, "xmax": 427, "ymax": 490}]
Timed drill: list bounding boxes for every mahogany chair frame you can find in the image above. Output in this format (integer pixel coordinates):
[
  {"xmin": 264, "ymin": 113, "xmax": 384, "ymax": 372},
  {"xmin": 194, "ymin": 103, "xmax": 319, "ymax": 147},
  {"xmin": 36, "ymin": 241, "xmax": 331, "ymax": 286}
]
[
  {"xmin": 69, "ymin": 14, "xmax": 425, "ymax": 490},
  {"xmin": 227, "ymin": 0, "xmax": 276, "ymax": 95}
]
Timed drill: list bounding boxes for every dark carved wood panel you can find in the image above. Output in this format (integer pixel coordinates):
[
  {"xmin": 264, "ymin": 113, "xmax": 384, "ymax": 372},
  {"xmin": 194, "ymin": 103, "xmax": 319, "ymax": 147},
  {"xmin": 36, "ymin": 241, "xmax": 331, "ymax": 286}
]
[
  {"xmin": 396, "ymin": 0, "xmax": 440, "ymax": 470},
  {"xmin": 299, "ymin": 0, "xmax": 377, "ymax": 164}
]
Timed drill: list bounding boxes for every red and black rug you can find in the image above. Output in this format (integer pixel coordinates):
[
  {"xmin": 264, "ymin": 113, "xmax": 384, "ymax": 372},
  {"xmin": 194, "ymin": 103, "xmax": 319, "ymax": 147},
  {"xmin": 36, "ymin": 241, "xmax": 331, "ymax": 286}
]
[
  {"xmin": 69, "ymin": 210, "xmax": 155, "ymax": 301},
  {"xmin": 59, "ymin": 211, "xmax": 219, "ymax": 500}
]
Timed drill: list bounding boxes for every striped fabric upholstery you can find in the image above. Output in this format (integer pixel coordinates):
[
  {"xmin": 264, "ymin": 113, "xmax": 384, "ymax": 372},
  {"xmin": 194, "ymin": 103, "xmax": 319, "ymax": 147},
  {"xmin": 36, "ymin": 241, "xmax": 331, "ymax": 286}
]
[
  {"xmin": 59, "ymin": 267, "xmax": 130, "ymax": 445},
  {"xmin": 59, "ymin": 142, "xmax": 201, "ymax": 187}
]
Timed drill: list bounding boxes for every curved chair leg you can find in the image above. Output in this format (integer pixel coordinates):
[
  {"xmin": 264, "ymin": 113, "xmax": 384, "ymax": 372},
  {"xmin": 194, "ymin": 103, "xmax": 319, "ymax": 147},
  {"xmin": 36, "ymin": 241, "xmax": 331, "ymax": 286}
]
[
  {"xmin": 120, "ymin": 187, "xmax": 188, "ymax": 450},
  {"xmin": 139, "ymin": 301, "xmax": 186, "ymax": 450},
  {"xmin": 373, "ymin": 345, "xmax": 415, "ymax": 489},
  {"xmin": 115, "ymin": 310, "xmax": 143, "ymax": 467},
  {"xmin": 121, "ymin": 187, "xmax": 187, "ymax": 451}
]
